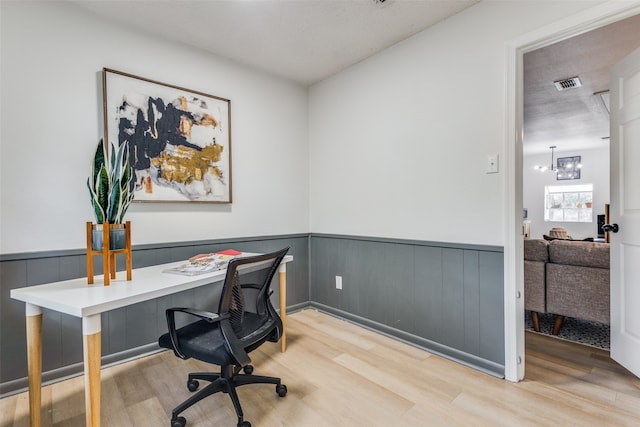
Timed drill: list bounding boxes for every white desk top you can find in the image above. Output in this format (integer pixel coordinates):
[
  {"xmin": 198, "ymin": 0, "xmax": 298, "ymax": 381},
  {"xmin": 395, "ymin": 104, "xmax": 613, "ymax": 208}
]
[{"xmin": 10, "ymin": 254, "xmax": 293, "ymax": 318}]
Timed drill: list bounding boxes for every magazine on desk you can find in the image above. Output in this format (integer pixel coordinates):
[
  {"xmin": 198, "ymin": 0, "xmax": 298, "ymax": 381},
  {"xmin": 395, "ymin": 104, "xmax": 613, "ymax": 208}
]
[{"xmin": 163, "ymin": 249, "xmax": 243, "ymax": 276}]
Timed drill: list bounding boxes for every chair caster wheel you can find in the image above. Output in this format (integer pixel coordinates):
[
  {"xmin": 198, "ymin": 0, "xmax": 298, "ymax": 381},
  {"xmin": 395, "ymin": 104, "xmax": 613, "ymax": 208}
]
[
  {"xmin": 238, "ymin": 421, "xmax": 251, "ymax": 427},
  {"xmin": 243, "ymin": 365, "xmax": 254, "ymax": 374},
  {"xmin": 276, "ymin": 384, "xmax": 287, "ymax": 397},
  {"xmin": 171, "ymin": 416, "xmax": 186, "ymax": 427},
  {"xmin": 187, "ymin": 379, "xmax": 199, "ymax": 392}
]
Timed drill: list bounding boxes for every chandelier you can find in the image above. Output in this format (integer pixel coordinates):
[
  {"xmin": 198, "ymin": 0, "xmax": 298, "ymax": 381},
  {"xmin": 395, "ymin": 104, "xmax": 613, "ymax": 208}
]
[{"xmin": 534, "ymin": 146, "xmax": 582, "ymax": 180}]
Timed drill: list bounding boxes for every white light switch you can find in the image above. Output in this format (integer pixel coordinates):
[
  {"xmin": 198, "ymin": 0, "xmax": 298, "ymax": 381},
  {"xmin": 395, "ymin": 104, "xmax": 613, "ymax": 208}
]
[{"xmin": 487, "ymin": 154, "xmax": 499, "ymax": 174}]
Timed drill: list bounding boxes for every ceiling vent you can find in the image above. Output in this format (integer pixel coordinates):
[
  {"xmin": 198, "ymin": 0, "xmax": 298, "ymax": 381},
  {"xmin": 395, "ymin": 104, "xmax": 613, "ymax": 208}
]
[{"xmin": 554, "ymin": 76, "xmax": 582, "ymax": 91}]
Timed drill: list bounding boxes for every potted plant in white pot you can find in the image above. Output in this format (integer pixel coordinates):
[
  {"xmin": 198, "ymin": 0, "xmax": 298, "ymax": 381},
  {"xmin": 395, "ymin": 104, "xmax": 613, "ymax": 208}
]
[{"xmin": 87, "ymin": 139, "xmax": 134, "ymax": 250}]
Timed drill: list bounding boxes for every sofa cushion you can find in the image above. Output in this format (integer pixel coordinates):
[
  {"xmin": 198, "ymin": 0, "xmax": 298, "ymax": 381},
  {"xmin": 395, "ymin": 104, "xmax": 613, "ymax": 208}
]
[
  {"xmin": 546, "ymin": 263, "xmax": 610, "ymax": 324},
  {"xmin": 548, "ymin": 240, "xmax": 610, "ymax": 269},
  {"xmin": 524, "ymin": 260, "xmax": 546, "ymax": 313},
  {"xmin": 524, "ymin": 239, "xmax": 549, "ymax": 262}
]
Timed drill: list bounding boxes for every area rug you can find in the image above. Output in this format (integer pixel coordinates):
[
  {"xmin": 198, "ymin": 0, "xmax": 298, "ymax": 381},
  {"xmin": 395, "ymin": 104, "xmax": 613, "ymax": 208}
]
[{"xmin": 525, "ymin": 311, "xmax": 610, "ymax": 350}]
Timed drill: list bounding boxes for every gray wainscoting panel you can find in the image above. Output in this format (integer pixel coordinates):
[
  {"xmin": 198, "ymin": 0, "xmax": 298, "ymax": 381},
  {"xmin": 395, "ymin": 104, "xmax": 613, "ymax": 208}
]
[
  {"xmin": 0, "ymin": 260, "xmax": 29, "ymax": 385},
  {"xmin": 2, "ymin": 232, "xmax": 503, "ymax": 396},
  {"xmin": 0, "ymin": 235, "xmax": 309, "ymax": 396},
  {"xmin": 478, "ymin": 251, "xmax": 505, "ymax": 364},
  {"xmin": 310, "ymin": 234, "xmax": 504, "ymax": 376}
]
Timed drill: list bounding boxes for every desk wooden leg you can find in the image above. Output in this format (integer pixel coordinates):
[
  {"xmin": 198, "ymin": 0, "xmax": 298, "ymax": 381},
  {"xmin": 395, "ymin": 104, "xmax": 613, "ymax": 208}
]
[
  {"xmin": 279, "ymin": 265, "xmax": 287, "ymax": 352},
  {"xmin": 26, "ymin": 304, "xmax": 43, "ymax": 427},
  {"xmin": 82, "ymin": 315, "xmax": 102, "ymax": 427}
]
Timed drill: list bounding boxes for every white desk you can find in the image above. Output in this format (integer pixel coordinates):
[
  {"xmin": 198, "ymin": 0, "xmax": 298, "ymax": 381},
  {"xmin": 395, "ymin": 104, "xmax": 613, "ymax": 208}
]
[{"xmin": 10, "ymin": 254, "xmax": 293, "ymax": 427}]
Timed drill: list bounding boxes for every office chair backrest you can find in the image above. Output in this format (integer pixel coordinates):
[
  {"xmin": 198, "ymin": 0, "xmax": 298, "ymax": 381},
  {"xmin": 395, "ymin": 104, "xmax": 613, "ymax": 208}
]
[
  {"xmin": 228, "ymin": 271, "xmax": 245, "ymax": 333},
  {"xmin": 218, "ymin": 247, "xmax": 289, "ymax": 348}
]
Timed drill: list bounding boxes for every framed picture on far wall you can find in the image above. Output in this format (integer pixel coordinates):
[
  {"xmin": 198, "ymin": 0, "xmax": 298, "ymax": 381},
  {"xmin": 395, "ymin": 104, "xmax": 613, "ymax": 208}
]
[
  {"xmin": 102, "ymin": 68, "xmax": 232, "ymax": 203},
  {"xmin": 556, "ymin": 155, "xmax": 581, "ymax": 181}
]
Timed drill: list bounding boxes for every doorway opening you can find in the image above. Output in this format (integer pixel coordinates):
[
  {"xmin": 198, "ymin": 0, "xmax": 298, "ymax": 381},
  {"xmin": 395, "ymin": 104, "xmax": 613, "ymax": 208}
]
[
  {"xmin": 505, "ymin": 3, "xmax": 640, "ymax": 382},
  {"xmin": 522, "ymin": 14, "xmax": 640, "ymax": 352}
]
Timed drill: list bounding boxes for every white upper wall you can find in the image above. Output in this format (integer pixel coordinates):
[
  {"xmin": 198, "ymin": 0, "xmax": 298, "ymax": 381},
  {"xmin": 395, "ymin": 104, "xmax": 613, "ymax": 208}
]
[
  {"xmin": 523, "ymin": 146, "xmax": 610, "ymax": 240},
  {"xmin": 0, "ymin": 1, "xmax": 613, "ymax": 254},
  {"xmin": 308, "ymin": 1, "xmax": 604, "ymax": 246},
  {"xmin": 0, "ymin": 1, "xmax": 309, "ymax": 254}
]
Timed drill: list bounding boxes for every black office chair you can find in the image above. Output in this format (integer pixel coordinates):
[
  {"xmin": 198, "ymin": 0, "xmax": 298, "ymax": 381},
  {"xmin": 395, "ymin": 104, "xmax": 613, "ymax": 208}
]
[{"xmin": 158, "ymin": 248, "xmax": 290, "ymax": 427}]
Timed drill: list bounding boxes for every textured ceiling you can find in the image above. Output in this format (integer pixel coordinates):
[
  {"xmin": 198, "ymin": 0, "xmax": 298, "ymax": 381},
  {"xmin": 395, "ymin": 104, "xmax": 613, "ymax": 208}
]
[
  {"xmin": 72, "ymin": 0, "xmax": 479, "ymax": 86},
  {"xmin": 524, "ymin": 13, "xmax": 640, "ymax": 155},
  {"xmin": 70, "ymin": 1, "xmax": 640, "ymax": 154}
]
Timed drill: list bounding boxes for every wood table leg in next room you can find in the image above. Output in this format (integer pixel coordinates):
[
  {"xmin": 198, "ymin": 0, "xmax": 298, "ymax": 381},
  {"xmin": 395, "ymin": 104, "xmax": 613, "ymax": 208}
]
[
  {"xmin": 25, "ymin": 303, "xmax": 43, "ymax": 427},
  {"xmin": 531, "ymin": 311, "xmax": 541, "ymax": 332},
  {"xmin": 552, "ymin": 315, "xmax": 565, "ymax": 336},
  {"xmin": 82, "ymin": 314, "xmax": 102, "ymax": 427},
  {"xmin": 279, "ymin": 263, "xmax": 287, "ymax": 352}
]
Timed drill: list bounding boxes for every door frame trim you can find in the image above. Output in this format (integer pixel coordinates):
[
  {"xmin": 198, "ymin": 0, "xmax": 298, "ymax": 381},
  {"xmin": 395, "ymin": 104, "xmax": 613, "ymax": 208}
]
[{"xmin": 504, "ymin": 1, "xmax": 640, "ymax": 382}]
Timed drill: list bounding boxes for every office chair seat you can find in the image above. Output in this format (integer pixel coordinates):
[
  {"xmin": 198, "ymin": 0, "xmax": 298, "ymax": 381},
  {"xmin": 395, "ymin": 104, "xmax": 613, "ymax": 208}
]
[
  {"xmin": 158, "ymin": 312, "xmax": 276, "ymax": 366},
  {"xmin": 158, "ymin": 248, "xmax": 289, "ymax": 427}
]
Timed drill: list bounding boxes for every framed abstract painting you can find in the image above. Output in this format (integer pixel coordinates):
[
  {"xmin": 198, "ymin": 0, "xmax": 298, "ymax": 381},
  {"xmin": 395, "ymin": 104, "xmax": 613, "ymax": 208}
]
[{"xmin": 102, "ymin": 68, "xmax": 232, "ymax": 203}]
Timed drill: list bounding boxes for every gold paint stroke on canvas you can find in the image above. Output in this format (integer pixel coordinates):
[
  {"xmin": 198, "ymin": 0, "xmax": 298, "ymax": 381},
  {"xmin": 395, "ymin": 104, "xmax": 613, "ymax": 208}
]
[{"xmin": 151, "ymin": 144, "xmax": 224, "ymax": 185}]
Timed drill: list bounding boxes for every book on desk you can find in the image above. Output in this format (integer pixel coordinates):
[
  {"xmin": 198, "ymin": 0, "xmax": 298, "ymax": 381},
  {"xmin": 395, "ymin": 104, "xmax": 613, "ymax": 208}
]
[{"xmin": 163, "ymin": 249, "xmax": 243, "ymax": 276}]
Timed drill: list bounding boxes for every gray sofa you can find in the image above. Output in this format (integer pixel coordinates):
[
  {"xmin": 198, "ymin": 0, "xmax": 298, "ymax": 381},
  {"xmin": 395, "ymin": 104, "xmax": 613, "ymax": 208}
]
[{"xmin": 524, "ymin": 238, "xmax": 610, "ymax": 334}]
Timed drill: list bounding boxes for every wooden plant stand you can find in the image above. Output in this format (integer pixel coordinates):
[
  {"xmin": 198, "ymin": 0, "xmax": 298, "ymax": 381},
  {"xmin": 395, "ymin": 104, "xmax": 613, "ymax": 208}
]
[{"xmin": 86, "ymin": 221, "xmax": 132, "ymax": 285}]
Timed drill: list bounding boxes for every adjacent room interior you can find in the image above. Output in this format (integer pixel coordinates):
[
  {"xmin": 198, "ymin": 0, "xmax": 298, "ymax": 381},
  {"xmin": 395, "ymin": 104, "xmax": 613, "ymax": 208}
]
[{"xmin": 522, "ymin": 13, "xmax": 640, "ymax": 352}]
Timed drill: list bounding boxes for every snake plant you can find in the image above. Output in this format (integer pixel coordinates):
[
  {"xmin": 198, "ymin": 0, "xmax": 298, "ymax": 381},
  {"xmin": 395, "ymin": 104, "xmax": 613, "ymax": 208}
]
[{"xmin": 87, "ymin": 139, "xmax": 134, "ymax": 224}]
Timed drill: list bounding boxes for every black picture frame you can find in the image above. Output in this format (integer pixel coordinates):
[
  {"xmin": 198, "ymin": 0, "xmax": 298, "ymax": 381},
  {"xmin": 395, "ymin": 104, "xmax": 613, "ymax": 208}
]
[{"xmin": 556, "ymin": 155, "xmax": 581, "ymax": 180}]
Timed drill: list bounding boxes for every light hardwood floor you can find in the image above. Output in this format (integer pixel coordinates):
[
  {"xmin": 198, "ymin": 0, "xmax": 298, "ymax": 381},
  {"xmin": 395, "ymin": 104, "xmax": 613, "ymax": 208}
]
[{"xmin": 2, "ymin": 309, "xmax": 639, "ymax": 426}]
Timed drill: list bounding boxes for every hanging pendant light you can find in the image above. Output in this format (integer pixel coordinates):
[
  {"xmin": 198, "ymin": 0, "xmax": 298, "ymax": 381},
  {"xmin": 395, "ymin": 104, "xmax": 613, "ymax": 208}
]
[
  {"xmin": 534, "ymin": 145, "xmax": 557, "ymax": 172},
  {"xmin": 534, "ymin": 145, "xmax": 583, "ymax": 180}
]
